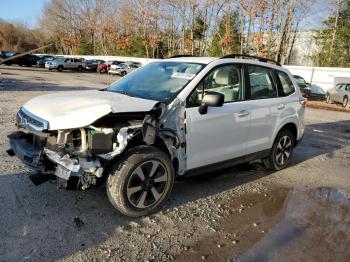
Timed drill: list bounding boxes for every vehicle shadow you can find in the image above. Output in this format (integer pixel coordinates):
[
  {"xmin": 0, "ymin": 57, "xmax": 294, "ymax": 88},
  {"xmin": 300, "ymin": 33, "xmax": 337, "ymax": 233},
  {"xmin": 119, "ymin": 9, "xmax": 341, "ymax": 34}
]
[{"xmin": 0, "ymin": 120, "xmax": 349, "ymax": 261}]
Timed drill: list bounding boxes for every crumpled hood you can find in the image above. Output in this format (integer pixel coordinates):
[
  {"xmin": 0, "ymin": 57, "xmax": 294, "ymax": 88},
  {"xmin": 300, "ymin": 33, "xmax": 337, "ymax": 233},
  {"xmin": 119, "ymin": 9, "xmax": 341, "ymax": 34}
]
[{"xmin": 23, "ymin": 90, "xmax": 159, "ymax": 130}]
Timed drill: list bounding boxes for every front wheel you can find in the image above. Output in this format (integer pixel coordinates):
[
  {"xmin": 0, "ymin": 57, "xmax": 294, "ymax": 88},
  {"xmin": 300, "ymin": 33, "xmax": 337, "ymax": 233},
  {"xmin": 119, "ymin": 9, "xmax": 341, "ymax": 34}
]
[
  {"xmin": 263, "ymin": 129, "xmax": 294, "ymax": 171},
  {"xmin": 342, "ymin": 96, "xmax": 348, "ymax": 108},
  {"xmin": 107, "ymin": 146, "xmax": 175, "ymax": 217}
]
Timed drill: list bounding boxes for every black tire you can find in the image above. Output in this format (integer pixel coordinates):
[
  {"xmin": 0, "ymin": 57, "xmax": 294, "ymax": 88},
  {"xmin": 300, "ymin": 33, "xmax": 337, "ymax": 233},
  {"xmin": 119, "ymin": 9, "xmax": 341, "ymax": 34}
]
[
  {"xmin": 342, "ymin": 96, "xmax": 348, "ymax": 108},
  {"xmin": 107, "ymin": 146, "xmax": 175, "ymax": 217},
  {"xmin": 57, "ymin": 65, "xmax": 63, "ymax": 72},
  {"xmin": 99, "ymin": 68, "xmax": 106, "ymax": 74},
  {"xmin": 326, "ymin": 93, "xmax": 332, "ymax": 104},
  {"xmin": 121, "ymin": 71, "xmax": 127, "ymax": 76},
  {"xmin": 263, "ymin": 129, "xmax": 295, "ymax": 171},
  {"xmin": 48, "ymin": 68, "xmax": 52, "ymax": 71},
  {"xmin": 77, "ymin": 65, "xmax": 83, "ymax": 71}
]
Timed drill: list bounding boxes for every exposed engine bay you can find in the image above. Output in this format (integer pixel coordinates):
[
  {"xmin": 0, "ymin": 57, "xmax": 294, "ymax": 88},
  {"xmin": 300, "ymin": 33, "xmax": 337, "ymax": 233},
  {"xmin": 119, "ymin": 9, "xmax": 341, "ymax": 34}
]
[{"xmin": 8, "ymin": 99, "xmax": 186, "ymax": 190}]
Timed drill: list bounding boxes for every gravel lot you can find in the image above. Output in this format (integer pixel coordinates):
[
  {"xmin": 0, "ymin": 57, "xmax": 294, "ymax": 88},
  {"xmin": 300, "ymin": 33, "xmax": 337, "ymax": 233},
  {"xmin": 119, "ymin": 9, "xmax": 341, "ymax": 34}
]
[{"xmin": 1, "ymin": 65, "xmax": 350, "ymax": 262}]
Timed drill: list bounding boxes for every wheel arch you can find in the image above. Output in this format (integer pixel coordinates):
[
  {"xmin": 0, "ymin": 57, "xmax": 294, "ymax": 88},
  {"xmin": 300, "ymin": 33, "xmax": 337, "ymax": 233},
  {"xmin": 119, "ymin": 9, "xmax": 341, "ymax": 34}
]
[
  {"xmin": 104, "ymin": 134, "xmax": 174, "ymax": 175},
  {"xmin": 273, "ymin": 122, "xmax": 298, "ymax": 148}
]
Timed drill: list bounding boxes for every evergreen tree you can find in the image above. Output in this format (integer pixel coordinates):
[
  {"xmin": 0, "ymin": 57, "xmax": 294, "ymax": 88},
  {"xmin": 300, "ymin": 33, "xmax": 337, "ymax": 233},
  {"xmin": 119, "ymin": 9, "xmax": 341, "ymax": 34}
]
[
  {"xmin": 313, "ymin": 0, "xmax": 350, "ymax": 67},
  {"xmin": 209, "ymin": 12, "xmax": 241, "ymax": 56}
]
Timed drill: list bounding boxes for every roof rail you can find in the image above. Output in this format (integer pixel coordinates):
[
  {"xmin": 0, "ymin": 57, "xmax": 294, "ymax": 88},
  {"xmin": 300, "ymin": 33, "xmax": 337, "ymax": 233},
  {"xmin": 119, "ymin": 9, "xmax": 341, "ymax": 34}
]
[
  {"xmin": 169, "ymin": 54, "xmax": 195, "ymax": 58},
  {"xmin": 220, "ymin": 54, "xmax": 281, "ymax": 66}
]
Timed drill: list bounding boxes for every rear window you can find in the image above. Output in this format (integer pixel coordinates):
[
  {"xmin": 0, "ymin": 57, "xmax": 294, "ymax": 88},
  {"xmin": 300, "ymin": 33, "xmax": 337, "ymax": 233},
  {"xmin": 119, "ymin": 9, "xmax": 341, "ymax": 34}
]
[{"xmin": 277, "ymin": 71, "xmax": 295, "ymax": 96}]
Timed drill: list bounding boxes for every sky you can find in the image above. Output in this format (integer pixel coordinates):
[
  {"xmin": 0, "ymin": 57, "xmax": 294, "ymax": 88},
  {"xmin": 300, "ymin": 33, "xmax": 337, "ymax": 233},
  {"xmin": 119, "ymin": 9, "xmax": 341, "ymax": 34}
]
[
  {"xmin": 0, "ymin": 0, "xmax": 49, "ymax": 28},
  {"xmin": 0, "ymin": 0, "xmax": 334, "ymax": 30}
]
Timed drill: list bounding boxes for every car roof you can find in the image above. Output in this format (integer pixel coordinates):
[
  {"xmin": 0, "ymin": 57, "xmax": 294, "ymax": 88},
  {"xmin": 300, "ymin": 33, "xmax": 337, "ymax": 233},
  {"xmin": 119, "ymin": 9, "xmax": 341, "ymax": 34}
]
[
  {"xmin": 163, "ymin": 57, "xmax": 217, "ymax": 64},
  {"xmin": 161, "ymin": 56, "xmax": 287, "ymax": 72}
]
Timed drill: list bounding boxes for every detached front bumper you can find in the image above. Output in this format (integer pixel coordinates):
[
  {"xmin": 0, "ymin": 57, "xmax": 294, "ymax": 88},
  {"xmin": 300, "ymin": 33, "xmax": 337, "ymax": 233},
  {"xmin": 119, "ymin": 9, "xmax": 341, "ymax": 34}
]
[
  {"xmin": 8, "ymin": 132, "xmax": 42, "ymax": 171},
  {"xmin": 8, "ymin": 131, "xmax": 103, "ymax": 188}
]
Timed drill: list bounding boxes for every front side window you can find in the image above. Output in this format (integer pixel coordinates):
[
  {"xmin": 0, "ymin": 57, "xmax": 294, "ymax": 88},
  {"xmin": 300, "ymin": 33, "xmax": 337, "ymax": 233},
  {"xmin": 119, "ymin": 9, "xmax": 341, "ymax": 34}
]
[
  {"xmin": 277, "ymin": 71, "xmax": 295, "ymax": 96},
  {"xmin": 346, "ymin": 84, "xmax": 350, "ymax": 91},
  {"xmin": 247, "ymin": 65, "xmax": 277, "ymax": 99},
  {"xmin": 187, "ymin": 64, "xmax": 243, "ymax": 107},
  {"xmin": 107, "ymin": 62, "xmax": 204, "ymax": 102}
]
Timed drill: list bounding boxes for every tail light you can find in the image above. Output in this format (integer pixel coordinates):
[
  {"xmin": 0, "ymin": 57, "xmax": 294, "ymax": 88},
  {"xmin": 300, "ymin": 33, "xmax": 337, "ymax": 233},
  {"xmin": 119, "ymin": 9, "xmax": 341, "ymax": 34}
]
[{"xmin": 300, "ymin": 97, "xmax": 307, "ymax": 108}]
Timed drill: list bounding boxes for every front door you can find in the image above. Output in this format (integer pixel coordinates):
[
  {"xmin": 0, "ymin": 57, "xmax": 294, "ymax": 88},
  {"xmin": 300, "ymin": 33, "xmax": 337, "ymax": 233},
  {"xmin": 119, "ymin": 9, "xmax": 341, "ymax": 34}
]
[{"xmin": 186, "ymin": 64, "xmax": 251, "ymax": 170}]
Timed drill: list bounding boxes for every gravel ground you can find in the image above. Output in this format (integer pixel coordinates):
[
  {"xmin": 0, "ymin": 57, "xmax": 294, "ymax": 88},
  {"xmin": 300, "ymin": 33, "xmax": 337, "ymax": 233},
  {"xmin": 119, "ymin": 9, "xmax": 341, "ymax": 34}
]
[
  {"xmin": 1, "ymin": 65, "xmax": 350, "ymax": 262},
  {"xmin": 307, "ymin": 100, "xmax": 350, "ymax": 113}
]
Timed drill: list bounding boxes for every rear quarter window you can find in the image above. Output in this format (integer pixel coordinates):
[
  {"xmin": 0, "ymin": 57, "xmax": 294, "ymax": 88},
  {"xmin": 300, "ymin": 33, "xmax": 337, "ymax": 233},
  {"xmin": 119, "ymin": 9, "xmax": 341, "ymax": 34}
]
[{"xmin": 277, "ymin": 71, "xmax": 295, "ymax": 96}]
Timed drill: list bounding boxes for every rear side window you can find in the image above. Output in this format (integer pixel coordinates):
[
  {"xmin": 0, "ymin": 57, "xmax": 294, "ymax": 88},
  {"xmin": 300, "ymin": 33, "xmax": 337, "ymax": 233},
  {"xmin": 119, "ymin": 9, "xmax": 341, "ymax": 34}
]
[
  {"xmin": 346, "ymin": 84, "xmax": 350, "ymax": 91},
  {"xmin": 277, "ymin": 71, "xmax": 295, "ymax": 96},
  {"xmin": 247, "ymin": 65, "xmax": 277, "ymax": 99}
]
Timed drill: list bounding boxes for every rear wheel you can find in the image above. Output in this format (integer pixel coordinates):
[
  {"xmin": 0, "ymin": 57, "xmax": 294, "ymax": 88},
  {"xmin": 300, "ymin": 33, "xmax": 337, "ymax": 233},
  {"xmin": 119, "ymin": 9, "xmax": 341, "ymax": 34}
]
[
  {"xmin": 342, "ymin": 96, "xmax": 348, "ymax": 108},
  {"xmin": 107, "ymin": 146, "xmax": 174, "ymax": 217},
  {"xmin": 57, "ymin": 65, "xmax": 63, "ymax": 72},
  {"xmin": 263, "ymin": 129, "xmax": 294, "ymax": 171},
  {"xmin": 77, "ymin": 65, "xmax": 83, "ymax": 71},
  {"xmin": 121, "ymin": 71, "xmax": 127, "ymax": 76}
]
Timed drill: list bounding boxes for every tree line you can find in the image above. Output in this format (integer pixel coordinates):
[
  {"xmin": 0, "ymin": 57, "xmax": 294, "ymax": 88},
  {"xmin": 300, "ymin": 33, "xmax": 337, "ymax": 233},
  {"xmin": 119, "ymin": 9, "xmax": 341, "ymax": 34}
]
[{"xmin": 0, "ymin": 0, "xmax": 349, "ymax": 67}]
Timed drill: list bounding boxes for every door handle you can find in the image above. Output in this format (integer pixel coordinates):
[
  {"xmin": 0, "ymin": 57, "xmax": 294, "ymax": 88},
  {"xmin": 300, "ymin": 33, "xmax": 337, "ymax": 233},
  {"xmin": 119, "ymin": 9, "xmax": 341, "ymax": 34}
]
[
  {"xmin": 237, "ymin": 110, "xmax": 250, "ymax": 117},
  {"xmin": 277, "ymin": 104, "xmax": 285, "ymax": 110}
]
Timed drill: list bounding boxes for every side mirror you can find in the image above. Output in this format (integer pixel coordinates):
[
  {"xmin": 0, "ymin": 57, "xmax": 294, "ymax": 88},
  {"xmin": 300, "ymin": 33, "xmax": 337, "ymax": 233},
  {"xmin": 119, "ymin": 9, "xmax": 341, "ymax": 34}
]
[{"xmin": 198, "ymin": 92, "xmax": 224, "ymax": 115}]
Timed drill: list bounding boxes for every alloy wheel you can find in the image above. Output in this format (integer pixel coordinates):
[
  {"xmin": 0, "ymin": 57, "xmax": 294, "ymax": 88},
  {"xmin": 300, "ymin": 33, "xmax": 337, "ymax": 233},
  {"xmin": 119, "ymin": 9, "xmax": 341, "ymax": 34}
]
[
  {"xmin": 126, "ymin": 160, "xmax": 168, "ymax": 209},
  {"xmin": 276, "ymin": 136, "xmax": 292, "ymax": 166}
]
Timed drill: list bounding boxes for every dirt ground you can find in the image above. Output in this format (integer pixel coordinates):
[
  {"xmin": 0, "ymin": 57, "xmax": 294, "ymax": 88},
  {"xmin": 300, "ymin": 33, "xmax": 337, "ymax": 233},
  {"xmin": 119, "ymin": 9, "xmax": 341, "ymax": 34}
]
[
  {"xmin": 307, "ymin": 100, "xmax": 350, "ymax": 113},
  {"xmin": 1, "ymin": 65, "xmax": 350, "ymax": 262}
]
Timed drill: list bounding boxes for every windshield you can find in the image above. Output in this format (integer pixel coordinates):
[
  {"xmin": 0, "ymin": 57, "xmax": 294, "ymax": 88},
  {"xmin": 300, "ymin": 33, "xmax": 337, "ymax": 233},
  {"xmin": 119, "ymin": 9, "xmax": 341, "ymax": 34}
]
[{"xmin": 106, "ymin": 61, "xmax": 204, "ymax": 102}]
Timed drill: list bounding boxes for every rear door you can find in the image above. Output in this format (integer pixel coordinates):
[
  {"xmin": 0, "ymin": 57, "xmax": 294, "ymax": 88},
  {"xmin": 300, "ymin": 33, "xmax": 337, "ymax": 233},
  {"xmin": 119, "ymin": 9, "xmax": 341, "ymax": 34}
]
[{"xmin": 244, "ymin": 65, "xmax": 281, "ymax": 154}]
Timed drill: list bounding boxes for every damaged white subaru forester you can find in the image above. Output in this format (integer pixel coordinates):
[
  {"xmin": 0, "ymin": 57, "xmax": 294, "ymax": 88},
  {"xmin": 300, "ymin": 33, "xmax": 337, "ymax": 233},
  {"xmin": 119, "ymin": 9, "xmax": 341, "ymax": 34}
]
[{"xmin": 8, "ymin": 55, "xmax": 305, "ymax": 217}]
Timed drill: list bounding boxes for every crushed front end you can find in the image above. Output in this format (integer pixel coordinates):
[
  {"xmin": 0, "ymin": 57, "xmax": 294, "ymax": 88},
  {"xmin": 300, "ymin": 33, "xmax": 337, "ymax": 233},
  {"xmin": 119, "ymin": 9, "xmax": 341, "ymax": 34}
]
[{"xmin": 8, "ymin": 107, "xmax": 143, "ymax": 189}]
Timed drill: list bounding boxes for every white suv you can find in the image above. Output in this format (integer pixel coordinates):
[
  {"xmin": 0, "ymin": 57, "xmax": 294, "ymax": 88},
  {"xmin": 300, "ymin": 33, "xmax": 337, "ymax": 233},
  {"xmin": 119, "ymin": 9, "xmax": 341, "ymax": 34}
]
[
  {"xmin": 108, "ymin": 63, "xmax": 139, "ymax": 76},
  {"xmin": 8, "ymin": 55, "xmax": 305, "ymax": 217}
]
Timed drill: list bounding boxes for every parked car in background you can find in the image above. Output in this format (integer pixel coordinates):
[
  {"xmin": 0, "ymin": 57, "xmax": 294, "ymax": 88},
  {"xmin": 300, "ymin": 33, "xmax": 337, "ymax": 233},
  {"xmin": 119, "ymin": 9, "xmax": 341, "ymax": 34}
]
[
  {"xmin": 45, "ymin": 57, "xmax": 84, "ymax": 71},
  {"xmin": 97, "ymin": 60, "xmax": 123, "ymax": 74},
  {"xmin": 85, "ymin": 59, "xmax": 105, "ymax": 71},
  {"xmin": 0, "ymin": 51, "xmax": 15, "ymax": 60},
  {"xmin": 37, "ymin": 55, "xmax": 55, "ymax": 67},
  {"xmin": 3, "ymin": 53, "xmax": 39, "ymax": 67},
  {"xmin": 108, "ymin": 63, "xmax": 139, "ymax": 76},
  {"xmin": 293, "ymin": 75, "xmax": 311, "ymax": 98},
  {"xmin": 326, "ymin": 83, "xmax": 350, "ymax": 107}
]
